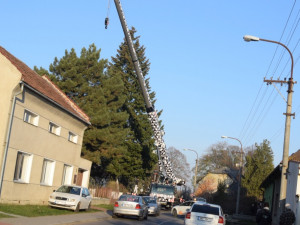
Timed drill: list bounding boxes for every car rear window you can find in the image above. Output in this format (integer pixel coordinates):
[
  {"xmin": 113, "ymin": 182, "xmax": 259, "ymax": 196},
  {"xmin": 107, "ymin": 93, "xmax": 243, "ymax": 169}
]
[
  {"xmin": 191, "ymin": 204, "xmax": 219, "ymax": 215},
  {"xmin": 119, "ymin": 195, "xmax": 140, "ymax": 202}
]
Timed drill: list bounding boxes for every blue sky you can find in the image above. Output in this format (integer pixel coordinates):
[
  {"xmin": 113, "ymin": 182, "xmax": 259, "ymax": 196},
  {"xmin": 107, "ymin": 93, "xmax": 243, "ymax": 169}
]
[{"xmin": 1, "ymin": 1, "xmax": 300, "ymax": 173}]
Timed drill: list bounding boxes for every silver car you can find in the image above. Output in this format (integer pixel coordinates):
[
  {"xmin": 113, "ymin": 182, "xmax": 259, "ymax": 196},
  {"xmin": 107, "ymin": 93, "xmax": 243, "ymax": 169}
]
[
  {"xmin": 143, "ymin": 196, "xmax": 161, "ymax": 216},
  {"xmin": 113, "ymin": 195, "xmax": 148, "ymax": 220}
]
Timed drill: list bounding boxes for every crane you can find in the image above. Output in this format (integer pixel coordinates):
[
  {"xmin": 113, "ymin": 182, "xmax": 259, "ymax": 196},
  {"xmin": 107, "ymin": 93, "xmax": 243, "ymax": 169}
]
[{"xmin": 111, "ymin": 0, "xmax": 184, "ymax": 187}]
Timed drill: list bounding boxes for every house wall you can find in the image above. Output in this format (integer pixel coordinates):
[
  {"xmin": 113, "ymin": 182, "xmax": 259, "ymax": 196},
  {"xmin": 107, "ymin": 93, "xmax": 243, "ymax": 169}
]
[
  {"xmin": 0, "ymin": 54, "xmax": 22, "ymax": 170},
  {"xmin": 200, "ymin": 173, "xmax": 232, "ymax": 193},
  {"xmin": 0, "ymin": 88, "xmax": 91, "ymax": 204}
]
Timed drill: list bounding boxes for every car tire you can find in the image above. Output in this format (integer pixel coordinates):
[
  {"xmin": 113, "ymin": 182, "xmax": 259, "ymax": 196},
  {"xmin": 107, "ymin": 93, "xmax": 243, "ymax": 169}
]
[
  {"xmin": 144, "ymin": 212, "xmax": 148, "ymax": 220},
  {"xmin": 138, "ymin": 215, "xmax": 144, "ymax": 221},
  {"xmin": 74, "ymin": 202, "xmax": 80, "ymax": 212},
  {"xmin": 86, "ymin": 202, "xmax": 91, "ymax": 211},
  {"xmin": 155, "ymin": 211, "xmax": 160, "ymax": 217},
  {"xmin": 172, "ymin": 209, "xmax": 177, "ymax": 217}
]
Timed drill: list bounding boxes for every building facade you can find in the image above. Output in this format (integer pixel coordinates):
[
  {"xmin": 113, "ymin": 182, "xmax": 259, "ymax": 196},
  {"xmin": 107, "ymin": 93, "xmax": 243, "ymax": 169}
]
[{"xmin": 0, "ymin": 46, "xmax": 92, "ymax": 204}]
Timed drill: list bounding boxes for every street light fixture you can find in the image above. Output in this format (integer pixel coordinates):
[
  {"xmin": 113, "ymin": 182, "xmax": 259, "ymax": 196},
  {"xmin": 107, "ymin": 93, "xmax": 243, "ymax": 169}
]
[
  {"xmin": 221, "ymin": 136, "xmax": 243, "ymax": 215},
  {"xmin": 243, "ymin": 35, "xmax": 295, "ymax": 213},
  {"xmin": 183, "ymin": 148, "xmax": 199, "ymax": 194}
]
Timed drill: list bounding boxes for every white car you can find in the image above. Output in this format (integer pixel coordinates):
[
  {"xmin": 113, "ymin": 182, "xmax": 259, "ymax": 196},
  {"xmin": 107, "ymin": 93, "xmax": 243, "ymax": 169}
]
[
  {"xmin": 48, "ymin": 185, "xmax": 92, "ymax": 212},
  {"xmin": 184, "ymin": 202, "xmax": 226, "ymax": 225},
  {"xmin": 171, "ymin": 201, "xmax": 195, "ymax": 217}
]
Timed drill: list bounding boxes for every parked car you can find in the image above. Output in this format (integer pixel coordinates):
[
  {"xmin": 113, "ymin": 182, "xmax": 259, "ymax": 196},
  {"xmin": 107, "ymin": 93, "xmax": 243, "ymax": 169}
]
[
  {"xmin": 184, "ymin": 202, "xmax": 226, "ymax": 225},
  {"xmin": 171, "ymin": 201, "xmax": 195, "ymax": 217},
  {"xmin": 113, "ymin": 194, "xmax": 148, "ymax": 220},
  {"xmin": 142, "ymin": 196, "xmax": 161, "ymax": 216},
  {"xmin": 48, "ymin": 185, "xmax": 92, "ymax": 212}
]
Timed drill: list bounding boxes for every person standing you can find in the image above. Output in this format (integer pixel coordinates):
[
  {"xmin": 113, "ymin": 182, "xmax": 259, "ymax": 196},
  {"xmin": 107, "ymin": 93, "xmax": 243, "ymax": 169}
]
[
  {"xmin": 256, "ymin": 202, "xmax": 272, "ymax": 225},
  {"xmin": 279, "ymin": 203, "xmax": 295, "ymax": 225}
]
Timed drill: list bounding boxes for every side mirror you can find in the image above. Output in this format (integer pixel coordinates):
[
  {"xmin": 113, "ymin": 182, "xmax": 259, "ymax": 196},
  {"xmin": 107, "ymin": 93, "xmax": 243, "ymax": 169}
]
[
  {"xmin": 53, "ymin": 190, "xmax": 56, "ymax": 192},
  {"xmin": 186, "ymin": 209, "xmax": 190, "ymax": 212}
]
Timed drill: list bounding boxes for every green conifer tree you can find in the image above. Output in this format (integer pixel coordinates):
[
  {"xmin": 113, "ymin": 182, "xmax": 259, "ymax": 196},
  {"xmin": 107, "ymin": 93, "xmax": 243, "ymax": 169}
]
[
  {"xmin": 242, "ymin": 139, "xmax": 274, "ymax": 199},
  {"xmin": 109, "ymin": 27, "xmax": 157, "ymax": 187}
]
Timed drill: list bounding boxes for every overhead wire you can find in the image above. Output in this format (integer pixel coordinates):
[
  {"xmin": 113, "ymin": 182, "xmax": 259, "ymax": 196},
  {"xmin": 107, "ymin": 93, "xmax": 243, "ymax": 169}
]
[{"xmin": 239, "ymin": 1, "xmax": 298, "ymax": 147}]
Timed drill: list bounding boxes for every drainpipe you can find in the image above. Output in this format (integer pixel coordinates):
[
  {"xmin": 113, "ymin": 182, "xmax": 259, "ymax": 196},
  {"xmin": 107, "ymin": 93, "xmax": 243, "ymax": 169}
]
[{"xmin": 0, "ymin": 82, "xmax": 24, "ymax": 198}]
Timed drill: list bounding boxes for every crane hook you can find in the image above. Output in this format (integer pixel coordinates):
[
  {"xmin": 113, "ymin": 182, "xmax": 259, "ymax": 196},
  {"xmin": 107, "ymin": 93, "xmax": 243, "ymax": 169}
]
[{"xmin": 105, "ymin": 17, "xmax": 109, "ymax": 29}]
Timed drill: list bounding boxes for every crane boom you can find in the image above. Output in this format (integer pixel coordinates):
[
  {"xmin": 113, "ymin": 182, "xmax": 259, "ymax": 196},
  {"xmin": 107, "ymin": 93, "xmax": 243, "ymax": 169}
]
[{"xmin": 113, "ymin": 0, "xmax": 183, "ymax": 185}]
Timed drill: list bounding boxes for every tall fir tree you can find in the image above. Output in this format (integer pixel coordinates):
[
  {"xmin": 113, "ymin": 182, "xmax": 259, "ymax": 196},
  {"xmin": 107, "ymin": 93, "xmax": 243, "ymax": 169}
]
[
  {"xmin": 242, "ymin": 139, "xmax": 274, "ymax": 199},
  {"xmin": 34, "ymin": 44, "xmax": 131, "ymax": 183},
  {"xmin": 109, "ymin": 27, "xmax": 157, "ymax": 187}
]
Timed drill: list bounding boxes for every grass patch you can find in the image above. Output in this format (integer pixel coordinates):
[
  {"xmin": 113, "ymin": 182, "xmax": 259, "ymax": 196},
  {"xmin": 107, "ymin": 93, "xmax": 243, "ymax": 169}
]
[
  {"xmin": 0, "ymin": 204, "xmax": 99, "ymax": 217},
  {"xmin": 93, "ymin": 204, "xmax": 113, "ymax": 210}
]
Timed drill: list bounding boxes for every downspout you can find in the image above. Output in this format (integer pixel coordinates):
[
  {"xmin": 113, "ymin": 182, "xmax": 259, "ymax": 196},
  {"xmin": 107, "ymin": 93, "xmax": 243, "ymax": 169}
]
[{"xmin": 0, "ymin": 82, "xmax": 24, "ymax": 198}]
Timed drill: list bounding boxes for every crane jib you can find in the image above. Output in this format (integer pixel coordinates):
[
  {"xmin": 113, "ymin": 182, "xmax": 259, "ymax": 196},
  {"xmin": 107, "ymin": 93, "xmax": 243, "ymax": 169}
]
[{"xmin": 113, "ymin": 0, "xmax": 184, "ymax": 186}]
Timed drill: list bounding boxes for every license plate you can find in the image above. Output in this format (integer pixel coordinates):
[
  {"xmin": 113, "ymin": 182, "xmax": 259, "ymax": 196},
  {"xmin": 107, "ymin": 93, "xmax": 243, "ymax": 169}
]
[{"xmin": 197, "ymin": 216, "xmax": 212, "ymax": 222}]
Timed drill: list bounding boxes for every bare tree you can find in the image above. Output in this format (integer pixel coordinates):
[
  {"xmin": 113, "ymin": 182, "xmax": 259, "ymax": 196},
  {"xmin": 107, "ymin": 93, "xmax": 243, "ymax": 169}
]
[{"xmin": 167, "ymin": 147, "xmax": 191, "ymax": 182}]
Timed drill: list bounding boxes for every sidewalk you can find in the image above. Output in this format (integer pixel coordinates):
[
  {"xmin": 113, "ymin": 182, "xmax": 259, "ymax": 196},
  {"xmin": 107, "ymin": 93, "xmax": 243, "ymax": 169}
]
[{"xmin": 0, "ymin": 207, "xmax": 112, "ymax": 225}]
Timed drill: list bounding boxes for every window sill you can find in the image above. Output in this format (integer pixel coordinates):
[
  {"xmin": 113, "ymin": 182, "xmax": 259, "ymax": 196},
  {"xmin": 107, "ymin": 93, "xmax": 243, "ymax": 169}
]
[{"xmin": 13, "ymin": 180, "xmax": 29, "ymax": 184}]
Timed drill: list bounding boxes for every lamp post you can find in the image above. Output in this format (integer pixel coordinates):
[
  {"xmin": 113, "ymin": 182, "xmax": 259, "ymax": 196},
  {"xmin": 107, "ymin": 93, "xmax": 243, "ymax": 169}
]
[
  {"xmin": 243, "ymin": 35, "xmax": 295, "ymax": 212},
  {"xmin": 183, "ymin": 148, "xmax": 199, "ymax": 194},
  {"xmin": 221, "ymin": 136, "xmax": 243, "ymax": 215}
]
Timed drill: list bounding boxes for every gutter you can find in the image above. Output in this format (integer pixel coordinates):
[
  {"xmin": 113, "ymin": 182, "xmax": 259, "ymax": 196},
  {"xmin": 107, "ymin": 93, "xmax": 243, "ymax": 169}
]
[{"xmin": 0, "ymin": 82, "xmax": 24, "ymax": 198}]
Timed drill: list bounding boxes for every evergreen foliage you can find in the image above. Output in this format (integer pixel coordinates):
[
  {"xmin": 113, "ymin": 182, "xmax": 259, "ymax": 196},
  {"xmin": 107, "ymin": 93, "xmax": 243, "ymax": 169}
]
[
  {"xmin": 34, "ymin": 28, "xmax": 159, "ymax": 189},
  {"xmin": 109, "ymin": 27, "xmax": 157, "ymax": 187},
  {"xmin": 242, "ymin": 139, "xmax": 274, "ymax": 200}
]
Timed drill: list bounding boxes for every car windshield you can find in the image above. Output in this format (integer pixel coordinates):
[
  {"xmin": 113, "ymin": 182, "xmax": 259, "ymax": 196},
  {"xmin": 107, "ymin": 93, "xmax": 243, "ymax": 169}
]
[
  {"xmin": 56, "ymin": 186, "xmax": 81, "ymax": 195},
  {"xmin": 143, "ymin": 197, "xmax": 156, "ymax": 204},
  {"xmin": 191, "ymin": 204, "xmax": 219, "ymax": 216},
  {"xmin": 119, "ymin": 195, "xmax": 140, "ymax": 202}
]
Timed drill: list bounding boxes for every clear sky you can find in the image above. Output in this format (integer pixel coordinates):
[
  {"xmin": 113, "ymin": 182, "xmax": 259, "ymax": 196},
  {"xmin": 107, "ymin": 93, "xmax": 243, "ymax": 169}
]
[{"xmin": 1, "ymin": 1, "xmax": 300, "ymax": 173}]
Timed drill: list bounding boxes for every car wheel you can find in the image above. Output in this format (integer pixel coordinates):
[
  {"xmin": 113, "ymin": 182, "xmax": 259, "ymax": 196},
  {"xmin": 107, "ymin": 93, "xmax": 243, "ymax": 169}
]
[
  {"xmin": 172, "ymin": 209, "xmax": 177, "ymax": 217},
  {"xmin": 156, "ymin": 211, "xmax": 160, "ymax": 217},
  {"xmin": 74, "ymin": 202, "xmax": 80, "ymax": 212},
  {"xmin": 144, "ymin": 212, "xmax": 148, "ymax": 220},
  {"xmin": 138, "ymin": 215, "xmax": 144, "ymax": 221},
  {"xmin": 86, "ymin": 202, "xmax": 91, "ymax": 211}
]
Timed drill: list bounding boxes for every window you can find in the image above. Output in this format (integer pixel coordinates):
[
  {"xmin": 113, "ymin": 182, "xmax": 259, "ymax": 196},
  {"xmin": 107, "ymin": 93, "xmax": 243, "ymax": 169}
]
[
  {"xmin": 62, "ymin": 164, "xmax": 73, "ymax": 185},
  {"xmin": 23, "ymin": 110, "xmax": 39, "ymax": 126},
  {"xmin": 49, "ymin": 122, "xmax": 61, "ymax": 136},
  {"xmin": 40, "ymin": 159, "xmax": 55, "ymax": 186},
  {"xmin": 14, "ymin": 151, "xmax": 33, "ymax": 183},
  {"xmin": 68, "ymin": 132, "xmax": 78, "ymax": 144}
]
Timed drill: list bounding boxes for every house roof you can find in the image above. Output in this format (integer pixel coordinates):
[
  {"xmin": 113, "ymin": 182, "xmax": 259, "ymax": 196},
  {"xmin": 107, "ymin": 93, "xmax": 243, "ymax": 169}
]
[
  {"xmin": 260, "ymin": 149, "xmax": 300, "ymax": 188},
  {"xmin": 0, "ymin": 46, "xmax": 90, "ymax": 125}
]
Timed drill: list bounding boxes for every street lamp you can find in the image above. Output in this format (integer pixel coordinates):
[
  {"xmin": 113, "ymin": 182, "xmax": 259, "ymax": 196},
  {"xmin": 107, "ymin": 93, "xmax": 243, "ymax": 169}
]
[
  {"xmin": 221, "ymin": 136, "xmax": 243, "ymax": 215},
  {"xmin": 183, "ymin": 148, "xmax": 199, "ymax": 194},
  {"xmin": 243, "ymin": 35, "xmax": 295, "ymax": 212}
]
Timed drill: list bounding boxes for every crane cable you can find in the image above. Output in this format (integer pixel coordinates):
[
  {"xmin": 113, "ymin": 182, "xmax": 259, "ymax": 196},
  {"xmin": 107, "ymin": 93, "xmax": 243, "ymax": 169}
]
[{"xmin": 105, "ymin": 0, "xmax": 111, "ymax": 29}]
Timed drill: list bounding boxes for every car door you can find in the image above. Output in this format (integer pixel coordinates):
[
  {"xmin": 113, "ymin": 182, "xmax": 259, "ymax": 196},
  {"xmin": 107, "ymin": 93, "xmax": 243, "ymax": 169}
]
[{"xmin": 81, "ymin": 188, "xmax": 90, "ymax": 209}]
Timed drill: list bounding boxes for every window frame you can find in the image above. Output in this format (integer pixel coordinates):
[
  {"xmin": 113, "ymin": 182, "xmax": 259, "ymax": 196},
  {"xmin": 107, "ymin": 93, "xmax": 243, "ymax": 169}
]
[
  {"xmin": 61, "ymin": 164, "xmax": 73, "ymax": 185},
  {"xmin": 68, "ymin": 132, "xmax": 78, "ymax": 144},
  {"xmin": 23, "ymin": 109, "xmax": 39, "ymax": 126},
  {"xmin": 49, "ymin": 122, "xmax": 61, "ymax": 136},
  {"xmin": 13, "ymin": 151, "xmax": 33, "ymax": 183},
  {"xmin": 40, "ymin": 158, "xmax": 56, "ymax": 186}
]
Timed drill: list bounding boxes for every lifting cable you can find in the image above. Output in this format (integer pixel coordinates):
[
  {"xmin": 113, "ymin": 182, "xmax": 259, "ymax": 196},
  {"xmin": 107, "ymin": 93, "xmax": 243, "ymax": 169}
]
[{"xmin": 105, "ymin": 0, "xmax": 110, "ymax": 29}]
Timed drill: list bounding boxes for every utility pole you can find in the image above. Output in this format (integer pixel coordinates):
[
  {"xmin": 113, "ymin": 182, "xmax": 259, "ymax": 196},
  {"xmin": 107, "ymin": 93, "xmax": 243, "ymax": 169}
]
[{"xmin": 244, "ymin": 35, "xmax": 296, "ymax": 213}]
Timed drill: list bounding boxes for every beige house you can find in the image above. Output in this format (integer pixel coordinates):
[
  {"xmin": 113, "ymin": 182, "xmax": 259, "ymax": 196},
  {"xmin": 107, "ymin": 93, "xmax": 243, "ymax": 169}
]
[{"xmin": 0, "ymin": 46, "xmax": 92, "ymax": 204}]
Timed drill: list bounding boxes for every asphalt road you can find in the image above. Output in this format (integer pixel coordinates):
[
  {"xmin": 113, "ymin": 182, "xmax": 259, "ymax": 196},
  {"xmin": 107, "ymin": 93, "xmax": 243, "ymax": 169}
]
[{"xmin": 69, "ymin": 210, "xmax": 185, "ymax": 225}]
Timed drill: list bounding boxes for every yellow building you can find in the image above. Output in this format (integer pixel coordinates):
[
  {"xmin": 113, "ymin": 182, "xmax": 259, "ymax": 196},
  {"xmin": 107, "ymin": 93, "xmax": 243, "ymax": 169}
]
[{"xmin": 0, "ymin": 46, "xmax": 92, "ymax": 204}]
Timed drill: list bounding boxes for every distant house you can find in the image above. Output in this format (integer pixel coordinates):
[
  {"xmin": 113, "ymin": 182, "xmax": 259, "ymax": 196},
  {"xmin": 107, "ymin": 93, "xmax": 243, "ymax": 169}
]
[
  {"xmin": 260, "ymin": 149, "xmax": 300, "ymax": 225},
  {"xmin": 198, "ymin": 167, "xmax": 239, "ymax": 194},
  {"xmin": 0, "ymin": 46, "xmax": 92, "ymax": 204}
]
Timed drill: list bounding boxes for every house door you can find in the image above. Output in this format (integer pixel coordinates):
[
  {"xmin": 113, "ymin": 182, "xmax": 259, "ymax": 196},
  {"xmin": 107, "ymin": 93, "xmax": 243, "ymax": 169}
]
[{"xmin": 76, "ymin": 169, "xmax": 84, "ymax": 186}]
